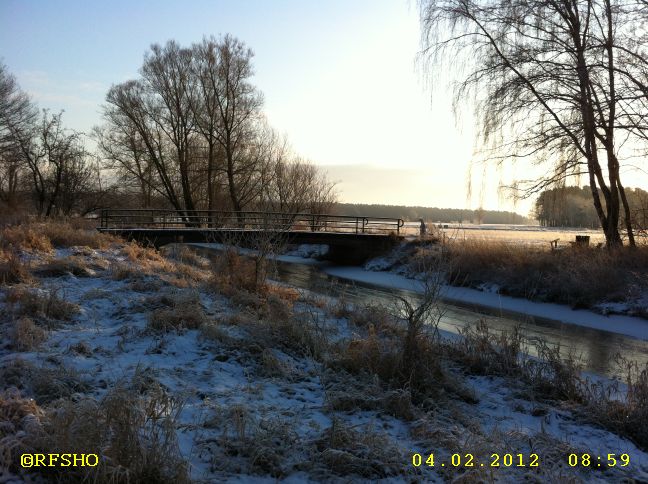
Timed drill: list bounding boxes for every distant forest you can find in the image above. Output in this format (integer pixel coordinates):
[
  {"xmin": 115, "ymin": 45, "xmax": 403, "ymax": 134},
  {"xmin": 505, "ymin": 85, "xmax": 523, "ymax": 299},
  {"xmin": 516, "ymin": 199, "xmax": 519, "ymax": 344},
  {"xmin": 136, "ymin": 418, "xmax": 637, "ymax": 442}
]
[
  {"xmin": 334, "ymin": 203, "xmax": 532, "ymax": 224},
  {"xmin": 534, "ymin": 186, "xmax": 648, "ymax": 228}
]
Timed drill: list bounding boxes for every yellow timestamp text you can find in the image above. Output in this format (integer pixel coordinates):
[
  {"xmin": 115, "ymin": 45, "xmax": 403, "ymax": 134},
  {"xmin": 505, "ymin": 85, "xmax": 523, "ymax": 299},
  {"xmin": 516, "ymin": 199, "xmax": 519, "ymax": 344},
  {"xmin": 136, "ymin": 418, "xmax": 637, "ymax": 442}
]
[
  {"xmin": 411, "ymin": 453, "xmax": 540, "ymax": 468},
  {"xmin": 567, "ymin": 453, "xmax": 630, "ymax": 468}
]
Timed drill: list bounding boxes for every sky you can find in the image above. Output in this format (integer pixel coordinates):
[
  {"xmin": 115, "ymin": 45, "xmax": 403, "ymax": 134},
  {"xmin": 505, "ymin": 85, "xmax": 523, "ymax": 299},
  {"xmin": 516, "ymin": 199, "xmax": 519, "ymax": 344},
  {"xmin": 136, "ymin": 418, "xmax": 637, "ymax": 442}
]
[{"xmin": 1, "ymin": 0, "xmax": 537, "ymax": 215}]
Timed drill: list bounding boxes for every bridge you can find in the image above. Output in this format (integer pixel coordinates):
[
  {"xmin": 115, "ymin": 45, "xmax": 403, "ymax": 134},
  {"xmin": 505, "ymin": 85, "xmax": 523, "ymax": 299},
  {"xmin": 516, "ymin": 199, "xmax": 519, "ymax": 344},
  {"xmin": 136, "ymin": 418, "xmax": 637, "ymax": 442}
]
[{"xmin": 98, "ymin": 209, "xmax": 405, "ymax": 264}]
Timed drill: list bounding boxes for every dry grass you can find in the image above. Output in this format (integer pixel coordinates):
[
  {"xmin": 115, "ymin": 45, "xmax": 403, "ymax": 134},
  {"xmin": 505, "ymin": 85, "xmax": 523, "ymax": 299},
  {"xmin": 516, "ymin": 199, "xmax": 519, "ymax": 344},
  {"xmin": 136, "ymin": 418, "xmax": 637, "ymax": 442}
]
[
  {"xmin": 583, "ymin": 357, "xmax": 648, "ymax": 450},
  {"xmin": 162, "ymin": 244, "xmax": 210, "ymax": 268},
  {"xmin": 5, "ymin": 287, "xmax": 80, "ymax": 321},
  {"xmin": 0, "ymin": 371, "xmax": 189, "ymax": 483},
  {"xmin": 450, "ymin": 320, "xmax": 584, "ymax": 401},
  {"xmin": 447, "ymin": 319, "xmax": 648, "ymax": 449},
  {"xmin": 0, "ymin": 224, "xmax": 53, "ymax": 253},
  {"xmin": 0, "ymin": 359, "xmax": 90, "ymax": 404},
  {"xmin": 452, "ymin": 320, "xmax": 523, "ymax": 376},
  {"xmin": 111, "ymin": 262, "xmax": 140, "ymax": 280},
  {"xmin": 147, "ymin": 290, "xmax": 208, "ymax": 332},
  {"xmin": 0, "ymin": 221, "xmax": 117, "ymax": 253},
  {"xmin": 204, "ymin": 404, "xmax": 300, "ymax": 478},
  {"xmin": 114, "ymin": 242, "xmax": 208, "ymax": 288},
  {"xmin": 431, "ymin": 238, "xmax": 648, "ymax": 310},
  {"xmin": 0, "ymin": 387, "xmax": 43, "ymax": 433},
  {"xmin": 314, "ymin": 418, "xmax": 407, "ymax": 479},
  {"xmin": 328, "ymin": 302, "xmax": 449, "ymax": 405},
  {"xmin": 34, "ymin": 255, "xmax": 95, "ymax": 278},
  {"xmin": 259, "ymin": 348, "xmax": 293, "ymax": 378},
  {"xmin": 10, "ymin": 317, "xmax": 46, "ymax": 351},
  {"xmin": 0, "ymin": 248, "xmax": 31, "ymax": 285},
  {"xmin": 210, "ymin": 247, "xmax": 258, "ymax": 293},
  {"xmin": 323, "ymin": 369, "xmax": 416, "ymax": 421},
  {"xmin": 199, "ymin": 320, "xmax": 231, "ymax": 344},
  {"xmin": 39, "ymin": 221, "xmax": 118, "ymax": 249},
  {"xmin": 348, "ymin": 303, "xmax": 398, "ymax": 335},
  {"xmin": 265, "ymin": 284, "xmax": 300, "ymax": 305}
]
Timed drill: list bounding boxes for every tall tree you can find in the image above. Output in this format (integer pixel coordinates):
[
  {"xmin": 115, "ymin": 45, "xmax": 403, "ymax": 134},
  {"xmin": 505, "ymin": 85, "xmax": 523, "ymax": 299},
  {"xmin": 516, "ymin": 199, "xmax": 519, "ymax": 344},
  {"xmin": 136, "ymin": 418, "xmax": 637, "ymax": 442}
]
[
  {"xmin": 420, "ymin": 0, "xmax": 648, "ymax": 247},
  {"xmin": 141, "ymin": 41, "xmax": 198, "ymax": 213},
  {"xmin": 201, "ymin": 35, "xmax": 263, "ymax": 213},
  {"xmin": 104, "ymin": 80, "xmax": 184, "ymax": 210}
]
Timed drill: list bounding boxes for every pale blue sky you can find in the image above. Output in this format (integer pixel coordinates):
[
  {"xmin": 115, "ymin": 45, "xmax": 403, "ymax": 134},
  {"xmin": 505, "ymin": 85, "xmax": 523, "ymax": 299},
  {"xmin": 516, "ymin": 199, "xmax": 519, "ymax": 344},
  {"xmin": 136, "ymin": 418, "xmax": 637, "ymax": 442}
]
[{"xmin": 1, "ymin": 0, "xmax": 531, "ymax": 213}]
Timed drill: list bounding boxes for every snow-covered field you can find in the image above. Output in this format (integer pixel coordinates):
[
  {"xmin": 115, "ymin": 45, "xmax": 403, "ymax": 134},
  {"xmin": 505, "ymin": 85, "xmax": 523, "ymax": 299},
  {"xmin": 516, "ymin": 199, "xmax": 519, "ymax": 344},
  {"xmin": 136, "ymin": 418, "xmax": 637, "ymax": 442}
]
[
  {"xmin": 1, "ymin": 240, "xmax": 647, "ymax": 482},
  {"xmin": 402, "ymin": 222, "xmax": 609, "ymax": 246}
]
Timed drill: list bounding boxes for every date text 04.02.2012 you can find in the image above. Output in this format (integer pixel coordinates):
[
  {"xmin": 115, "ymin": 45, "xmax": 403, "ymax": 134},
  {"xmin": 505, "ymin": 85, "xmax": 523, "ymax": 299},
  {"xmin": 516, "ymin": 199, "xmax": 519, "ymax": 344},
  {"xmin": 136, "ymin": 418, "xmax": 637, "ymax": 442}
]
[{"xmin": 411, "ymin": 453, "xmax": 539, "ymax": 468}]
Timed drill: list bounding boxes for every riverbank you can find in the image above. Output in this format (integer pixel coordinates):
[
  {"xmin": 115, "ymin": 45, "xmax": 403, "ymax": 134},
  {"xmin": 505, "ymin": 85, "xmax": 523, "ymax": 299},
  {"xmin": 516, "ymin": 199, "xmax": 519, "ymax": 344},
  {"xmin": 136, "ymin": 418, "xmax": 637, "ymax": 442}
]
[
  {"xmin": 358, "ymin": 237, "xmax": 648, "ymax": 323},
  {"xmin": 324, "ymin": 266, "xmax": 648, "ymax": 341}
]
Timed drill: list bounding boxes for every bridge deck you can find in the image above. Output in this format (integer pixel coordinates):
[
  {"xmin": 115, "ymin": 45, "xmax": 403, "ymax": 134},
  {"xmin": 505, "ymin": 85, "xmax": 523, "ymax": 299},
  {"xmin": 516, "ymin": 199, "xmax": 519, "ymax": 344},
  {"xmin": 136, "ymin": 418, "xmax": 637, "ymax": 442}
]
[{"xmin": 98, "ymin": 209, "xmax": 404, "ymax": 263}]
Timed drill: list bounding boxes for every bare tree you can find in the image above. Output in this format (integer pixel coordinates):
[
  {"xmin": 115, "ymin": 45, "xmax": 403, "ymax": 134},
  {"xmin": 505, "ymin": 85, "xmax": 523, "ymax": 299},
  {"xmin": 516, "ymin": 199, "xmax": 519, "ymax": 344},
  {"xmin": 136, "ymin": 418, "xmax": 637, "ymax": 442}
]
[
  {"xmin": 199, "ymin": 35, "xmax": 263, "ymax": 213},
  {"xmin": 104, "ymin": 80, "xmax": 184, "ymax": 210},
  {"xmin": 141, "ymin": 41, "xmax": 198, "ymax": 214},
  {"xmin": 98, "ymin": 35, "xmax": 336, "ymax": 222},
  {"xmin": 0, "ymin": 63, "xmax": 36, "ymax": 208},
  {"xmin": 94, "ymin": 119, "xmax": 156, "ymax": 207},
  {"xmin": 256, "ymin": 127, "xmax": 338, "ymax": 221},
  {"xmin": 12, "ymin": 110, "xmax": 90, "ymax": 216},
  {"xmin": 420, "ymin": 0, "xmax": 648, "ymax": 247}
]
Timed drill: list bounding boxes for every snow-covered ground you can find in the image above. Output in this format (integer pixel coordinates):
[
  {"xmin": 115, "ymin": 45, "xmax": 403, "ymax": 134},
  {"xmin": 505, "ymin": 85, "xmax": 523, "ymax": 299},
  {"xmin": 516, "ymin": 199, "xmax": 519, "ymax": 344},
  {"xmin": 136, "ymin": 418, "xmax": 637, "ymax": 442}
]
[{"xmin": 1, "ymin": 241, "xmax": 647, "ymax": 482}]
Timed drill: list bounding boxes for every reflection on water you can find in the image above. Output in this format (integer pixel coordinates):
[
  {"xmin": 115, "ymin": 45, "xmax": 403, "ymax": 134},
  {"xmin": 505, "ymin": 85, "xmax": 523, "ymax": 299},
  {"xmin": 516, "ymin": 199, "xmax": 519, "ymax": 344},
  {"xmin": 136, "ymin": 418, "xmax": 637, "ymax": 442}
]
[{"xmin": 272, "ymin": 259, "xmax": 648, "ymax": 379}]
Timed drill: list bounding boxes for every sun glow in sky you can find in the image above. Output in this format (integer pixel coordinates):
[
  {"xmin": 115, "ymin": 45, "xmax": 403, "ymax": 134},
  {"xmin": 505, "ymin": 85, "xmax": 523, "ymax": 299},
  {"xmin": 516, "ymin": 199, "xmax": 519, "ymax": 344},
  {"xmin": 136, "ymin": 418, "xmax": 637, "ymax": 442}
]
[{"xmin": 1, "ymin": 0, "xmax": 580, "ymax": 216}]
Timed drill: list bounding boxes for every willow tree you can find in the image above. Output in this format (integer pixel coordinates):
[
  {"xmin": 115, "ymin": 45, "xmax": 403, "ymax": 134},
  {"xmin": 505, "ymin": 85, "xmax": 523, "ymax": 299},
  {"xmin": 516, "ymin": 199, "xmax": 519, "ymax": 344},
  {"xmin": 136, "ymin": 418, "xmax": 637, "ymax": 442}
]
[{"xmin": 420, "ymin": 0, "xmax": 648, "ymax": 247}]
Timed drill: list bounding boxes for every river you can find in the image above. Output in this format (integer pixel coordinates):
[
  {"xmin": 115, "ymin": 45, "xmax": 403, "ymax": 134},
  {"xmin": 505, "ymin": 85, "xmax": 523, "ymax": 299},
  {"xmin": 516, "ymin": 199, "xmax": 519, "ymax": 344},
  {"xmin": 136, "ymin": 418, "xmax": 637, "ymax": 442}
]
[{"xmin": 191, "ymin": 244, "xmax": 648, "ymax": 379}]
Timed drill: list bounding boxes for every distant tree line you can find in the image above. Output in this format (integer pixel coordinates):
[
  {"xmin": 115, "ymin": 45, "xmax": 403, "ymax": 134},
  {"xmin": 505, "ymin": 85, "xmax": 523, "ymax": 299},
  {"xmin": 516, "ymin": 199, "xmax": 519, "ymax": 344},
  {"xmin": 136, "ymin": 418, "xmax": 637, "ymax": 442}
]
[
  {"xmin": 0, "ymin": 35, "xmax": 337, "ymax": 219},
  {"xmin": 335, "ymin": 203, "xmax": 532, "ymax": 224},
  {"xmin": 535, "ymin": 186, "xmax": 648, "ymax": 229}
]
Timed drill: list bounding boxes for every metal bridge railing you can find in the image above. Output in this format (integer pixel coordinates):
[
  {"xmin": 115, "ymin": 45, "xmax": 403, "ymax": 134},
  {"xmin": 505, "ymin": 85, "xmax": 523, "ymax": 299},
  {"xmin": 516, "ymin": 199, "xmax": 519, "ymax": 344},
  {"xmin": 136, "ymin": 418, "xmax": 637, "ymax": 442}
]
[{"xmin": 99, "ymin": 209, "xmax": 405, "ymax": 235}]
